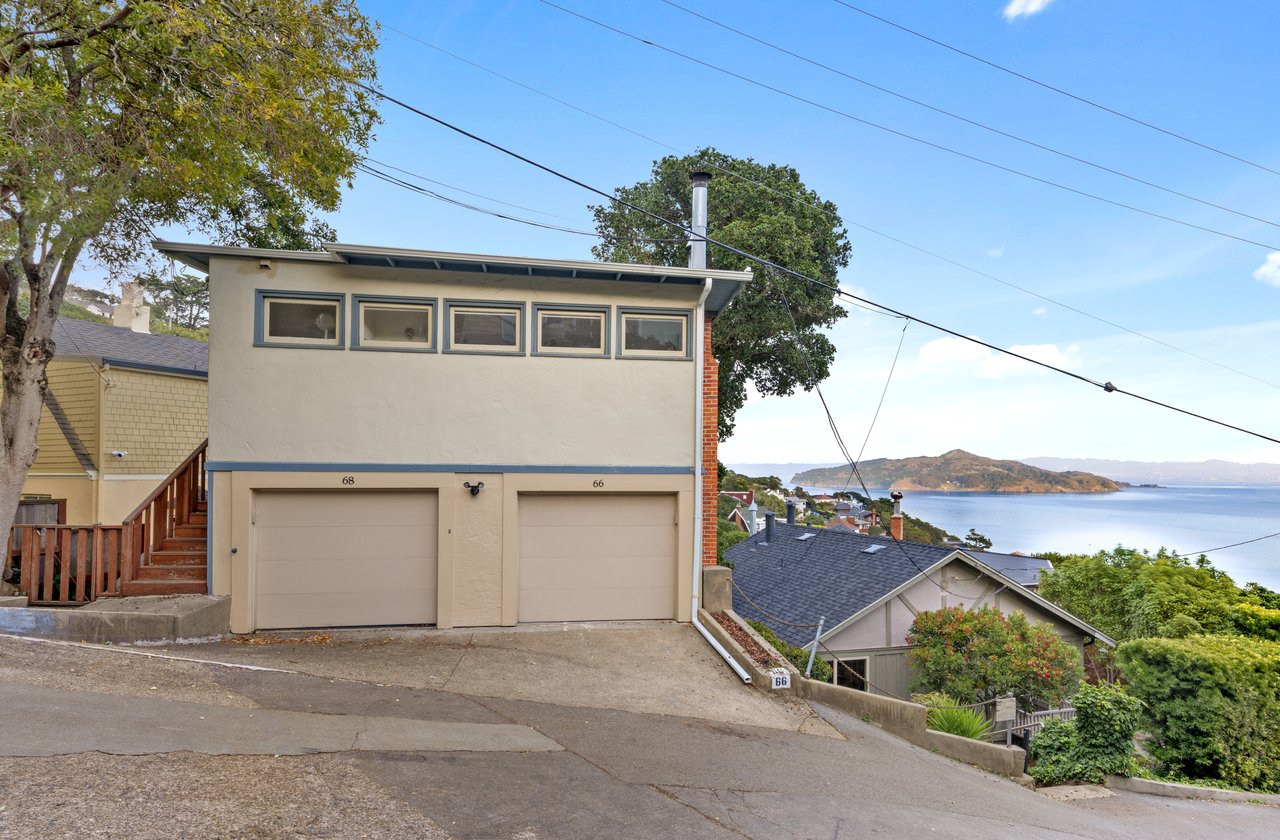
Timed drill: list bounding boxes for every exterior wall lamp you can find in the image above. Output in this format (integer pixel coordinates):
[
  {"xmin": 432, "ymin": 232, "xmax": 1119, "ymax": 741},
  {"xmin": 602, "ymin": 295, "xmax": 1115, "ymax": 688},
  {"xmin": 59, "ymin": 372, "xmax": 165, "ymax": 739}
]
[{"xmin": 463, "ymin": 481, "xmax": 484, "ymax": 496}]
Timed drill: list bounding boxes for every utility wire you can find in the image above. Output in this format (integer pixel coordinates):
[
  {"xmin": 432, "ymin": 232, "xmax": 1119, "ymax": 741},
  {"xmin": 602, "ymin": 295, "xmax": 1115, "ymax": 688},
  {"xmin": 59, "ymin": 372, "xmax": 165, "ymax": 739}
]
[
  {"xmin": 1174, "ymin": 530, "xmax": 1280, "ymax": 558},
  {"xmin": 828, "ymin": 0, "xmax": 1280, "ymax": 179},
  {"xmin": 360, "ymin": 83, "xmax": 1280, "ymax": 447},
  {"xmin": 365, "ymin": 156, "xmax": 582, "ymax": 222},
  {"xmin": 381, "ymin": 18, "xmax": 1280, "ymax": 393},
  {"xmin": 540, "ymin": 1, "xmax": 1280, "ymax": 251},
  {"xmin": 660, "ymin": 0, "xmax": 1280, "ymax": 232}
]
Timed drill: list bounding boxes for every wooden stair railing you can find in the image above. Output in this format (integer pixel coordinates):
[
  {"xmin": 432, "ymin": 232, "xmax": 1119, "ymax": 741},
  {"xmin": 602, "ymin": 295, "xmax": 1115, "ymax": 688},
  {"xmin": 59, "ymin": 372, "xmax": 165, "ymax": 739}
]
[
  {"xmin": 118, "ymin": 439, "xmax": 209, "ymax": 596},
  {"xmin": 9, "ymin": 524, "xmax": 124, "ymax": 605}
]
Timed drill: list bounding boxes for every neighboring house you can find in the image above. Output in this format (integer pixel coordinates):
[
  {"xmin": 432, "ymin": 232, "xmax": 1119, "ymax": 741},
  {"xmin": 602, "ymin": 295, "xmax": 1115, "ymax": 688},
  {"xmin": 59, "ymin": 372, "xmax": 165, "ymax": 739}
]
[
  {"xmin": 720, "ymin": 490, "xmax": 754, "ymax": 508},
  {"xmin": 158, "ymin": 240, "xmax": 750, "ymax": 635},
  {"xmin": 64, "ymin": 294, "xmax": 113, "ymax": 319},
  {"xmin": 20, "ymin": 317, "xmax": 208, "ymax": 524},
  {"xmin": 965, "ymin": 550, "xmax": 1053, "ymax": 592},
  {"xmin": 726, "ymin": 522, "xmax": 1114, "ymax": 699}
]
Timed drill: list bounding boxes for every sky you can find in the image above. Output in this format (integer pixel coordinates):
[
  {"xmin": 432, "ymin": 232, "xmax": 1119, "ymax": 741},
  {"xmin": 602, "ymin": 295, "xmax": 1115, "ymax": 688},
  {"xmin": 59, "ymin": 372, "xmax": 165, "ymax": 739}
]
[{"xmin": 146, "ymin": 0, "xmax": 1280, "ymax": 466}]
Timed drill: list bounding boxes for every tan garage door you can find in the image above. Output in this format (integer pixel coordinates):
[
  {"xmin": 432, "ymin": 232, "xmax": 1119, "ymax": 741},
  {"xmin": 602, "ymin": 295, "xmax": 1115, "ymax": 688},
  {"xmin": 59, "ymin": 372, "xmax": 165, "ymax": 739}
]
[
  {"xmin": 255, "ymin": 490, "xmax": 438, "ymax": 630},
  {"xmin": 519, "ymin": 493, "xmax": 677, "ymax": 622}
]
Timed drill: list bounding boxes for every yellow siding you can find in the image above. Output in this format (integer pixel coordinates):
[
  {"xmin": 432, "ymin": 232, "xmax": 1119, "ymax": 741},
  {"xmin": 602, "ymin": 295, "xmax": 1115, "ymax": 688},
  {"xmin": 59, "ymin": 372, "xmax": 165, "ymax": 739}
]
[
  {"xmin": 102, "ymin": 368, "xmax": 208, "ymax": 475},
  {"xmin": 31, "ymin": 360, "xmax": 99, "ymax": 473}
]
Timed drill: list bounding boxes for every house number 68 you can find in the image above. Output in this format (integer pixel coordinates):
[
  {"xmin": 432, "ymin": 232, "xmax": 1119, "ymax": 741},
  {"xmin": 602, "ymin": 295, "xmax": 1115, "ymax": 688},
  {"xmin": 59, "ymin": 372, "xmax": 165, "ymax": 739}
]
[{"xmin": 342, "ymin": 476, "xmax": 355, "ymax": 485}]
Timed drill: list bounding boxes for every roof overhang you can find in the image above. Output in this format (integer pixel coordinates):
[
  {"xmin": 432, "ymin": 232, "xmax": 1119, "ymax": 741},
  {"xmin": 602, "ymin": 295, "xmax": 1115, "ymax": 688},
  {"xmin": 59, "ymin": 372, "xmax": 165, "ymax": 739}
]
[{"xmin": 153, "ymin": 240, "xmax": 752, "ymax": 316}]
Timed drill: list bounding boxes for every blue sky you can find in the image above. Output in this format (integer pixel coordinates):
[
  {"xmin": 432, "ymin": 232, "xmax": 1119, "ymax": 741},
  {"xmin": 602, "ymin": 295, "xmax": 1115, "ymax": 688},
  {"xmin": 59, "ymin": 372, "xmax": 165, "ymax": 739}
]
[{"xmin": 169, "ymin": 1, "xmax": 1280, "ymax": 465}]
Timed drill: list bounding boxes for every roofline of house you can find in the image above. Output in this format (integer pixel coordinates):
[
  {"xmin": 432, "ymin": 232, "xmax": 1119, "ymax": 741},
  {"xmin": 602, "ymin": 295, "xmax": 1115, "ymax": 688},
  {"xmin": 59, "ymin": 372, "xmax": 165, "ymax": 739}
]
[
  {"xmin": 153, "ymin": 240, "xmax": 753, "ymax": 315},
  {"xmin": 812, "ymin": 547, "xmax": 1117, "ymax": 650},
  {"xmin": 101, "ymin": 358, "xmax": 209, "ymax": 378}
]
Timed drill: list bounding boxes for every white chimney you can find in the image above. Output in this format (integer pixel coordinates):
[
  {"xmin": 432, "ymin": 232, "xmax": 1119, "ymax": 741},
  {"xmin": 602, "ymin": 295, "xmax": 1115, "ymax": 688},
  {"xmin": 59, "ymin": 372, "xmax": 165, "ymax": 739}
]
[
  {"xmin": 112, "ymin": 282, "xmax": 151, "ymax": 333},
  {"xmin": 689, "ymin": 171, "xmax": 711, "ymax": 270}
]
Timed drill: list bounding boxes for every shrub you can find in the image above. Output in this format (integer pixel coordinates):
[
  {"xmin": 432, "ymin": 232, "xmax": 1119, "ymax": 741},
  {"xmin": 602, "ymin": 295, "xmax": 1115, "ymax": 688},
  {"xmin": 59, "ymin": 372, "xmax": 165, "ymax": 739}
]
[
  {"xmin": 1117, "ymin": 635, "xmax": 1280, "ymax": 792},
  {"xmin": 1028, "ymin": 682, "xmax": 1142, "ymax": 785},
  {"xmin": 746, "ymin": 620, "xmax": 833, "ymax": 682},
  {"xmin": 926, "ymin": 705, "xmax": 993, "ymax": 741},
  {"xmin": 716, "ymin": 518, "xmax": 748, "ymax": 566},
  {"xmin": 1231, "ymin": 602, "xmax": 1280, "ymax": 642},
  {"xmin": 911, "ymin": 691, "xmax": 957, "ymax": 709},
  {"xmin": 906, "ymin": 606, "xmax": 1084, "ymax": 710}
]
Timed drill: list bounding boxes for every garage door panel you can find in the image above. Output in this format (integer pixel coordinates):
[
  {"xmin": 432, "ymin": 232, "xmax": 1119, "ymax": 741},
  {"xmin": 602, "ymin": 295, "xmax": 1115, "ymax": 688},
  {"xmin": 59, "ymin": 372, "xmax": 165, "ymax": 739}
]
[
  {"xmin": 256, "ymin": 590, "xmax": 434, "ymax": 629},
  {"xmin": 518, "ymin": 493, "xmax": 677, "ymax": 622},
  {"xmin": 256, "ymin": 492, "xmax": 438, "ymax": 527},
  {"xmin": 520, "ymin": 524, "xmax": 676, "ymax": 561},
  {"xmin": 255, "ymin": 490, "xmax": 438, "ymax": 629},
  {"xmin": 520, "ymin": 494, "xmax": 674, "ymax": 527},
  {"xmin": 256, "ymin": 524, "xmax": 436, "ymax": 564}
]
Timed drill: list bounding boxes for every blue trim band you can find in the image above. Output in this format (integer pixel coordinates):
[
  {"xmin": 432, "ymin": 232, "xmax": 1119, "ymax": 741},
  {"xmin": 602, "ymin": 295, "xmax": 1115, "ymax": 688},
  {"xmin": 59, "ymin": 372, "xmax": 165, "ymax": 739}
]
[
  {"xmin": 205, "ymin": 461, "xmax": 694, "ymax": 475},
  {"xmin": 102, "ymin": 358, "xmax": 209, "ymax": 378}
]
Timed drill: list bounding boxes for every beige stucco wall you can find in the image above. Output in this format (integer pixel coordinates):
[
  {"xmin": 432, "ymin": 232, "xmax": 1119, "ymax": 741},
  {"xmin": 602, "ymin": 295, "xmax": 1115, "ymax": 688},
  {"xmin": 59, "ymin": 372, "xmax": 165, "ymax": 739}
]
[
  {"xmin": 21, "ymin": 475, "xmax": 93, "ymax": 523},
  {"xmin": 211, "ymin": 469, "xmax": 695, "ymax": 633},
  {"xmin": 206, "ymin": 257, "xmax": 699, "ymax": 468}
]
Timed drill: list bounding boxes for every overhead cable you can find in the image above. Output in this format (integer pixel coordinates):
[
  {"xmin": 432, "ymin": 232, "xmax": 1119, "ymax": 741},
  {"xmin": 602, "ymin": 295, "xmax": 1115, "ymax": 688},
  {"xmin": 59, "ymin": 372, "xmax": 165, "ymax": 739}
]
[
  {"xmin": 539, "ymin": 1, "xmax": 1280, "ymax": 251},
  {"xmin": 359, "ymin": 83, "xmax": 1280, "ymax": 447},
  {"xmin": 659, "ymin": 0, "xmax": 1280, "ymax": 232},
  {"xmin": 827, "ymin": 0, "xmax": 1280, "ymax": 179}
]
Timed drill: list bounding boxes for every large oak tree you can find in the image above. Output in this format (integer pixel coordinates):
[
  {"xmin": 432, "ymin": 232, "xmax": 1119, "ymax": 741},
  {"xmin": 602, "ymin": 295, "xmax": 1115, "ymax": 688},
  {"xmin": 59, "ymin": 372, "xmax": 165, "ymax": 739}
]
[
  {"xmin": 0, "ymin": 1, "xmax": 379, "ymax": 546},
  {"xmin": 590, "ymin": 148, "xmax": 851, "ymax": 438}
]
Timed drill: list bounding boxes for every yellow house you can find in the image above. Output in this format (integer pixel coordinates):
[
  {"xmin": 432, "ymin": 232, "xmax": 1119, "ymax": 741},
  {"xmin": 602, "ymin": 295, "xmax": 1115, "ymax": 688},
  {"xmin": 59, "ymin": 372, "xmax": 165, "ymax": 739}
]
[
  {"xmin": 23, "ymin": 318, "xmax": 208, "ymax": 525},
  {"xmin": 157, "ymin": 240, "xmax": 749, "ymax": 635}
]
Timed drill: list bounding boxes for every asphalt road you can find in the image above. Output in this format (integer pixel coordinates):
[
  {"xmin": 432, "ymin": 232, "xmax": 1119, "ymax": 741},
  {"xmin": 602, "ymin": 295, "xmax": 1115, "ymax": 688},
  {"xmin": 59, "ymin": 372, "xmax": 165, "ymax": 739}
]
[{"xmin": 0, "ymin": 629, "xmax": 1274, "ymax": 839}]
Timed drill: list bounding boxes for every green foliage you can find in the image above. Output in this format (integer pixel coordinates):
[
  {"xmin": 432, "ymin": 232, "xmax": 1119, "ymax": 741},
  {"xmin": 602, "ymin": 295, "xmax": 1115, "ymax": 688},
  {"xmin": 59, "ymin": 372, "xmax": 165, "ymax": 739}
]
[
  {"xmin": 911, "ymin": 691, "xmax": 958, "ymax": 709},
  {"xmin": 591, "ymin": 148, "xmax": 851, "ymax": 438},
  {"xmin": 1157, "ymin": 613, "xmax": 1203, "ymax": 639},
  {"xmin": 717, "ymin": 494, "xmax": 742, "ymax": 520},
  {"xmin": 1037, "ymin": 547, "xmax": 1245, "ymax": 642},
  {"xmin": 1030, "ymin": 682, "xmax": 1146, "ymax": 787},
  {"xmin": 965, "ymin": 529, "xmax": 993, "ymax": 550},
  {"xmin": 864, "ymin": 496, "xmax": 956, "ymax": 545},
  {"xmin": 1231, "ymin": 602, "xmax": 1280, "ymax": 642},
  {"xmin": 906, "ymin": 606, "xmax": 1084, "ymax": 710},
  {"xmin": 1117, "ymin": 635, "xmax": 1280, "ymax": 792},
  {"xmin": 747, "ymin": 620, "xmax": 832, "ymax": 682},
  {"xmin": 1028, "ymin": 719, "xmax": 1083, "ymax": 785},
  {"xmin": 716, "ymin": 517, "xmax": 748, "ymax": 567},
  {"xmin": 926, "ymin": 705, "xmax": 994, "ymax": 741},
  {"xmin": 139, "ymin": 271, "xmax": 210, "ymax": 330}
]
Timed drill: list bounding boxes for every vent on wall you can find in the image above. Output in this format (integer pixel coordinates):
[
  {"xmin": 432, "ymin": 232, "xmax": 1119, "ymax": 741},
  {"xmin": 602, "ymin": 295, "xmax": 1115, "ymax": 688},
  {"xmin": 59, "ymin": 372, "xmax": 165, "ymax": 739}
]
[{"xmin": 862, "ymin": 545, "xmax": 885, "ymax": 554}]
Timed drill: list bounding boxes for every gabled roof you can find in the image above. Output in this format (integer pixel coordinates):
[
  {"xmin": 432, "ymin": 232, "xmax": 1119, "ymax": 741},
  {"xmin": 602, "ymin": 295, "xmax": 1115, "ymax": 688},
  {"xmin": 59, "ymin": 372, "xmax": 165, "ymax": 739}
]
[
  {"xmin": 726, "ymin": 522, "xmax": 958, "ymax": 647},
  {"xmin": 153, "ymin": 241, "xmax": 752, "ymax": 316},
  {"xmin": 965, "ymin": 550, "xmax": 1053, "ymax": 588},
  {"xmin": 726, "ymin": 523, "xmax": 1115, "ymax": 648},
  {"xmin": 53, "ymin": 319, "xmax": 208, "ymax": 377}
]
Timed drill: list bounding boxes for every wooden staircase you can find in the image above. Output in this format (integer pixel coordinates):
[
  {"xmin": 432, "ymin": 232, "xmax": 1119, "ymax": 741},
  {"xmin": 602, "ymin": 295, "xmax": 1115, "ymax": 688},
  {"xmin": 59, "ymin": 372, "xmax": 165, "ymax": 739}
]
[
  {"xmin": 121, "ymin": 503, "xmax": 207, "ymax": 596},
  {"xmin": 120, "ymin": 440, "xmax": 209, "ymax": 597}
]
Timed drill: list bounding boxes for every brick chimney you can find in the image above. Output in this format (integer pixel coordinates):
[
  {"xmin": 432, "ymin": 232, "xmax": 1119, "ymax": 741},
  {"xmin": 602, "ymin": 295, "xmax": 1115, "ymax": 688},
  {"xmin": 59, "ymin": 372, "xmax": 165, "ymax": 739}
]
[
  {"xmin": 889, "ymin": 490, "xmax": 904, "ymax": 541},
  {"xmin": 691, "ymin": 171, "xmax": 719, "ymax": 566}
]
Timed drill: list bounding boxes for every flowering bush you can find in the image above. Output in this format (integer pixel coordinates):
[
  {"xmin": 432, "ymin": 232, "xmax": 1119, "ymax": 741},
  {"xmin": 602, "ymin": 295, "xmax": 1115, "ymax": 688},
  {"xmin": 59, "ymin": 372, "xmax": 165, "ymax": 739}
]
[{"xmin": 905, "ymin": 606, "xmax": 1084, "ymax": 710}]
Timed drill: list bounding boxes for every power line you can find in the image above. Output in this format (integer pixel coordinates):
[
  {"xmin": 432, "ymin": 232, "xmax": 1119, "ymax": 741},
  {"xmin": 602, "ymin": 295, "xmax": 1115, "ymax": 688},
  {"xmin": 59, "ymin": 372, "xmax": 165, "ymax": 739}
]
[
  {"xmin": 827, "ymin": 0, "xmax": 1280, "ymax": 179},
  {"xmin": 365, "ymin": 156, "xmax": 582, "ymax": 222},
  {"xmin": 356, "ymin": 82, "xmax": 1280, "ymax": 447},
  {"xmin": 540, "ymin": 1, "xmax": 1280, "ymax": 251},
  {"xmin": 379, "ymin": 17, "xmax": 1280, "ymax": 394},
  {"xmin": 1174, "ymin": 530, "xmax": 1280, "ymax": 558},
  {"xmin": 659, "ymin": 0, "xmax": 1280, "ymax": 233}
]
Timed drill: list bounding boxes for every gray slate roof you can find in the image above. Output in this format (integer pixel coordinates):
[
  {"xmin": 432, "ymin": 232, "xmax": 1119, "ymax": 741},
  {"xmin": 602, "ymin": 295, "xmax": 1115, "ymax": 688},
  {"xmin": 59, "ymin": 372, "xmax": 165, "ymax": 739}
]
[
  {"xmin": 726, "ymin": 523, "xmax": 956, "ymax": 647},
  {"xmin": 965, "ymin": 550, "xmax": 1053, "ymax": 588},
  {"xmin": 53, "ymin": 318, "xmax": 208, "ymax": 376}
]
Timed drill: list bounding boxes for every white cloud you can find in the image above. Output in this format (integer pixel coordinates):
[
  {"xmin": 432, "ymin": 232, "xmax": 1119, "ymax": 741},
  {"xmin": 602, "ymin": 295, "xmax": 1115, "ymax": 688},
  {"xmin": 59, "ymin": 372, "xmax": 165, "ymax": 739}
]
[
  {"xmin": 916, "ymin": 336, "xmax": 1077, "ymax": 379},
  {"xmin": 1003, "ymin": 0, "xmax": 1056, "ymax": 20},
  {"xmin": 1031, "ymin": 306, "xmax": 1047, "ymax": 317},
  {"xmin": 1253, "ymin": 252, "xmax": 1280, "ymax": 287},
  {"xmin": 988, "ymin": 246, "xmax": 1004, "ymax": 258}
]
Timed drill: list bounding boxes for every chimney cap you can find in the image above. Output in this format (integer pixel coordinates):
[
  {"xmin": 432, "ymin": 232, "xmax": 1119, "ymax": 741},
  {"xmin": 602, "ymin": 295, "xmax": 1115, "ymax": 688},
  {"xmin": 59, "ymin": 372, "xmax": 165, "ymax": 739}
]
[
  {"xmin": 690, "ymin": 170, "xmax": 713, "ymax": 183},
  {"xmin": 890, "ymin": 490, "xmax": 904, "ymax": 501}
]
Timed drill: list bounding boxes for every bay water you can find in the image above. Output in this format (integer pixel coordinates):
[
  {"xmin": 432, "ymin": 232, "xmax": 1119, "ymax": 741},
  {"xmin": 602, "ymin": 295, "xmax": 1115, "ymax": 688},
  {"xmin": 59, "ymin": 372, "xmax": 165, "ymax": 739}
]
[{"xmin": 799, "ymin": 485, "xmax": 1280, "ymax": 589}]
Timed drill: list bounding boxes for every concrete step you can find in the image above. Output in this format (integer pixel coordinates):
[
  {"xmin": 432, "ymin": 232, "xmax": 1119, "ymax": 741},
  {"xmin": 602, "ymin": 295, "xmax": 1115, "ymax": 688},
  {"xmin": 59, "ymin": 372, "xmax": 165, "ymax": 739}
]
[
  {"xmin": 148, "ymin": 549, "xmax": 207, "ymax": 566},
  {"xmin": 174, "ymin": 524, "xmax": 207, "ymax": 538},
  {"xmin": 158, "ymin": 537, "xmax": 206, "ymax": 552},
  {"xmin": 134, "ymin": 564, "xmax": 206, "ymax": 581},
  {"xmin": 121, "ymin": 579, "xmax": 207, "ymax": 597}
]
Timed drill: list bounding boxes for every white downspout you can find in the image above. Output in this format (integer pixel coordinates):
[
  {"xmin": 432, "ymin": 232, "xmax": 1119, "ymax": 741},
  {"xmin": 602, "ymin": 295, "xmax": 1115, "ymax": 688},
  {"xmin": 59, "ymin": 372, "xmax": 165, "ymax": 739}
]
[{"xmin": 691, "ymin": 277, "xmax": 751, "ymax": 684}]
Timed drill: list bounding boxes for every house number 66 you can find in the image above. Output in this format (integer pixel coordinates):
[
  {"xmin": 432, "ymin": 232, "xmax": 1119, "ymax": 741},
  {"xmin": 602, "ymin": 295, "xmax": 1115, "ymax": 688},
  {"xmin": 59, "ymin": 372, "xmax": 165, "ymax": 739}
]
[{"xmin": 592, "ymin": 479, "xmax": 605, "ymax": 488}]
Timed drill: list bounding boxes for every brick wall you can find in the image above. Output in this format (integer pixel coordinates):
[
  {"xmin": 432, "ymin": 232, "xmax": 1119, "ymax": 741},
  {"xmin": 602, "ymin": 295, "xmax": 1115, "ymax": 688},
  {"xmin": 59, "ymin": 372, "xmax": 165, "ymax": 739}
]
[
  {"xmin": 102, "ymin": 369, "xmax": 208, "ymax": 475},
  {"xmin": 701, "ymin": 317, "xmax": 718, "ymax": 566}
]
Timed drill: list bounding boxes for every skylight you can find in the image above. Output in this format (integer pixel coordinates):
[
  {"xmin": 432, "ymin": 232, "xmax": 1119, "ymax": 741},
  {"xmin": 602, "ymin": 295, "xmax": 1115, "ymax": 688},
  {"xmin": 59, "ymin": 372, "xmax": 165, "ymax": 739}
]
[
  {"xmin": 796, "ymin": 533, "xmax": 816, "ymax": 542},
  {"xmin": 861, "ymin": 545, "xmax": 885, "ymax": 554}
]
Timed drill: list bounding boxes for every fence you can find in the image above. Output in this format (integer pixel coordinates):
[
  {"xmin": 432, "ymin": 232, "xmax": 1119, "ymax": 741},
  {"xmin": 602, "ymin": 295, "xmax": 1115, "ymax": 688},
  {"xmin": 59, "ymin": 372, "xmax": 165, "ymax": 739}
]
[{"xmin": 10, "ymin": 524, "xmax": 125, "ymax": 606}]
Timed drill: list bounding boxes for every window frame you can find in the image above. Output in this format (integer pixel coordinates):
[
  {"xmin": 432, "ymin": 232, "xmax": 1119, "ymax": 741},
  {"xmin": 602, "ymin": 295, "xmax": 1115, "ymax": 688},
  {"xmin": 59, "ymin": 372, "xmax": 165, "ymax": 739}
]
[
  {"xmin": 616, "ymin": 307, "xmax": 693, "ymax": 361},
  {"xmin": 351, "ymin": 294, "xmax": 438, "ymax": 353},
  {"xmin": 532, "ymin": 303, "xmax": 611, "ymax": 358},
  {"xmin": 254, "ymin": 290, "xmax": 346, "ymax": 350},
  {"xmin": 833, "ymin": 656, "xmax": 869, "ymax": 691},
  {"xmin": 443, "ymin": 299, "xmax": 526, "ymax": 356}
]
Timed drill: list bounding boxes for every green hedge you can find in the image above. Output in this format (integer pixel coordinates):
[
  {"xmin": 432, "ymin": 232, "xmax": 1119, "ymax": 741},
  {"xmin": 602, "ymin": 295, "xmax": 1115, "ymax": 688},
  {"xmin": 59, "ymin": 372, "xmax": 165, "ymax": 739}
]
[
  {"xmin": 1116, "ymin": 634, "xmax": 1280, "ymax": 792},
  {"xmin": 1231, "ymin": 603, "xmax": 1280, "ymax": 642},
  {"xmin": 1028, "ymin": 682, "xmax": 1142, "ymax": 785},
  {"xmin": 746, "ymin": 620, "xmax": 833, "ymax": 683}
]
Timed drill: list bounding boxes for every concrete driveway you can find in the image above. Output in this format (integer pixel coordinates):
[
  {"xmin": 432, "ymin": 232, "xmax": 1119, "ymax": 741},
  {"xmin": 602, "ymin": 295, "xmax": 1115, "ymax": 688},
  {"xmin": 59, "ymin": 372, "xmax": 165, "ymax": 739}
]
[{"xmin": 0, "ymin": 625, "xmax": 1274, "ymax": 839}]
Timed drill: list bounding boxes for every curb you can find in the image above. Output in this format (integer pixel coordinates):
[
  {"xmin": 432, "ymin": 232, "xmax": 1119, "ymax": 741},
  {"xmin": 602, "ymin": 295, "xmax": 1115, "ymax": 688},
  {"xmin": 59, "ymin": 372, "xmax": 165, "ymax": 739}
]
[{"xmin": 1105, "ymin": 775, "xmax": 1280, "ymax": 806}]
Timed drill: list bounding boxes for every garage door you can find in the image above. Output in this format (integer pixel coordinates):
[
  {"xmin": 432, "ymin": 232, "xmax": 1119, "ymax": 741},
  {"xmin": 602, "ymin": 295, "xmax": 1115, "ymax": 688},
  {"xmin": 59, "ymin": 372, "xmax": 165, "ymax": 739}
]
[
  {"xmin": 519, "ymin": 494, "xmax": 677, "ymax": 622},
  {"xmin": 255, "ymin": 490, "xmax": 438, "ymax": 629}
]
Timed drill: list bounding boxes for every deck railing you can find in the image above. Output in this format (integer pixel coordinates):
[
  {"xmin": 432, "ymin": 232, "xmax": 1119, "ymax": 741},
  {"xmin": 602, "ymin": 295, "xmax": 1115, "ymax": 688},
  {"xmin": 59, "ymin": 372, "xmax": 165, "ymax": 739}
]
[
  {"xmin": 119, "ymin": 439, "xmax": 208, "ymax": 590},
  {"xmin": 10, "ymin": 524, "xmax": 124, "ymax": 605}
]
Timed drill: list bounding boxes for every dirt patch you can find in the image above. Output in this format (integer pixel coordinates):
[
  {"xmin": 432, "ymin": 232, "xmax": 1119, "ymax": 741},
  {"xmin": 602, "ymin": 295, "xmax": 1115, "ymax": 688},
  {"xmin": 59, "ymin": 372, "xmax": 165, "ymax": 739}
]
[
  {"xmin": 0, "ymin": 752, "xmax": 450, "ymax": 839},
  {"xmin": 712, "ymin": 611, "xmax": 781, "ymax": 668},
  {"xmin": 226, "ymin": 632, "xmax": 333, "ymax": 646}
]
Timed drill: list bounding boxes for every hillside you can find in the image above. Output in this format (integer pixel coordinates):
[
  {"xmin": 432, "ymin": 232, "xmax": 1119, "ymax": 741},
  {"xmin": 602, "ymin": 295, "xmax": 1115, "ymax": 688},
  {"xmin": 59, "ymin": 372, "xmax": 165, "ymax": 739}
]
[
  {"xmin": 1023, "ymin": 457, "xmax": 1280, "ymax": 486},
  {"xmin": 793, "ymin": 450, "xmax": 1122, "ymax": 494}
]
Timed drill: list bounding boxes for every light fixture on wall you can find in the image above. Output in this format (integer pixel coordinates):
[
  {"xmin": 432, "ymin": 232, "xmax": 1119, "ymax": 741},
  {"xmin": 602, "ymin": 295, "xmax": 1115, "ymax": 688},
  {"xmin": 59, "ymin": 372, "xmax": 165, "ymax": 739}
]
[{"xmin": 463, "ymin": 481, "xmax": 484, "ymax": 497}]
